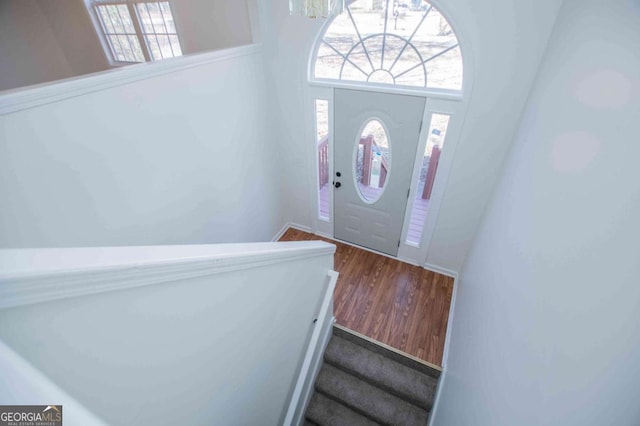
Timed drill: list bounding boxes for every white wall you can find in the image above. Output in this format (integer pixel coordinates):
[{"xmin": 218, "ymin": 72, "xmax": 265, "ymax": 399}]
[
  {"xmin": 172, "ymin": 0, "xmax": 254, "ymax": 53},
  {"xmin": 36, "ymin": 0, "xmax": 109, "ymax": 78},
  {"xmin": 0, "ymin": 1, "xmax": 74, "ymax": 91},
  {"xmin": 433, "ymin": 0, "xmax": 640, "ymax": 424},
  {"xmin": 0, "ymin": 0, "xmax": 109, "ymax": 92},
  {"xmin": 0, "ymin": 241, "xmax": 335, "ymax": 425},
  {"xmin": 0, "ymin": 50, "xmax": 284, "ymax": 248},
  {"xmin": 257, "ymin": 0, "xmax": 563, "ymax": 273},
  {"xmin": 0, "ymin": 341, "xmax": 108, "ymax": 426}
]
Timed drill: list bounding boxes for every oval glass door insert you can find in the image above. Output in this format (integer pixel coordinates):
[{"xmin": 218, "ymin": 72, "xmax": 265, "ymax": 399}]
[{"xmin": 355, "ymin": 119, "xmax": 390, "ymax": 203}]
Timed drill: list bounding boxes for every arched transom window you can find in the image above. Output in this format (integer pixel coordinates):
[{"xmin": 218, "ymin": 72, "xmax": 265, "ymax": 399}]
[{"xmin": 313, "ymin": 0, "xmax": 463, "ymax": 91}]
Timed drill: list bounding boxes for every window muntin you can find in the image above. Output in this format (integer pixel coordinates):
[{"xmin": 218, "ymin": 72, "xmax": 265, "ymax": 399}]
[
  {"xmin": 314, "ymin": 0, "xmax": 463, "ymax": 91},
  {"xmin": 135, "ymin": 2, "xmax": 182, "ymax": 60},
  {"xmin": 96, "ymin": 4, "xmax": 145, "ymax": 63}
]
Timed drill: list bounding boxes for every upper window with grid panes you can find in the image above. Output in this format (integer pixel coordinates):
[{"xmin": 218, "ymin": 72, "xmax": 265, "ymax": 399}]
[
  {"xmin": 92, "ymin": 1, "xmax": 182, "ymax": 64},
  {"xmin": 312, "ymin": 0, "xmax": 463, "ymax": 92}
]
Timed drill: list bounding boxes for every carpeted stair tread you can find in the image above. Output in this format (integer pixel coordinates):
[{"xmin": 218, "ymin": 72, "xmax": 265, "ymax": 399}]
[
  {"xmin": 306, "ymin": 392, "xmax": 380, "ymax": 426},
  {"xmin": 315, "ymin": 363, "xmax": 429, "ymax": 426},
  {"xmin": 324, "ymin": 335, "xmax": 437, "ymax": 410},
  {"xmin": 333, "ymin": 326, "xmax": 441, "ymax": 379}
]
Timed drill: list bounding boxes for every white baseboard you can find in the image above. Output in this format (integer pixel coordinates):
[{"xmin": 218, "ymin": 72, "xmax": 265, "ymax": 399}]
[
  {"xmin": 429, "ymin": 274, "xmax": 459, "ymax": 424},
  {"xmin": 272, "ymin": 222, "xmax": 313, "ymax": 242},
  {"xmin": 428, "ymin": 369, "xmax": 446, "ymax": 426},
  {"xmin": 288, "ymin": 222, "xmax": 313, "ymax": 233},
  {"xmin": 312, "ymin": 231, "xmax": 414, "ymax": 265},
  {"xmin": 423, "ymin": 262, "xmax": 458, "ymax": 280},
  {"xmin": 283, "ymin": 270, "xmax": 338, "ymax": 426},
  {"xmin": 440, "ymin": 274, "xmax": 458, "ymax": 370},
  {"xmin": 271, "ymin": 223, "xmax": 292, "ymax": 242},
  {"xmin": 396, "ymin": 255, "xmax": 421, "ymax": 267},
  {"xmin": 314, "ymin": 230, "xmax": 333, "ymax": 240}
]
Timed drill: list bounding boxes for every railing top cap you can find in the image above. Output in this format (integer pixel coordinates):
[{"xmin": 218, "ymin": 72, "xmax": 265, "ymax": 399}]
[{"xmin": 0, "ymin": 241, "xmax": 335, "ymax": 279}]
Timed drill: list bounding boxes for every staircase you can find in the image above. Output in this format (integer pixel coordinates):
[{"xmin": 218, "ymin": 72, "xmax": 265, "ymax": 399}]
[{"xmin": 304, "ymin": 325, "xmax": 441, "ymax": 426}]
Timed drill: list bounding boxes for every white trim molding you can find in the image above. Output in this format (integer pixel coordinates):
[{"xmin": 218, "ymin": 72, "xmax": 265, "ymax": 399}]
[
  {"xmin": 271, "ymin": 222, "xmax": 315, "ymax": 242},
  {"xmin": 285, "ymin": 222, "xmax": 314, "ymax": 235},
  {"xmin": 428, "ymin": 368, "xmax": 446, "ymax": 426},
  {"xmin": 0, "ymin": 240, "xmax": 335, "ymax": 309},
  {"xmin": 271, "ymin": 222, "xmax": 313, "ymax": 242},
  {"xmin": 0, "ymin": 43, "xmax": 262, "ymax": 115},
  {"xmin": 423, "ymin": 262, "xmax": 458, "ymax": 280}
]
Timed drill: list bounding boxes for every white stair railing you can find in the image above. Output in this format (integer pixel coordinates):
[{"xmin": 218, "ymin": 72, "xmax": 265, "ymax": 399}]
[{"xmin": 0, "ymin": 241, "xmax": 337, "ymax": 426}]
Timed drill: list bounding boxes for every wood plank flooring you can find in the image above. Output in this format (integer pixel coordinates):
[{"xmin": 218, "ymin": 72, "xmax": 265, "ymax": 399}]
[{"xmin": 279, "ymin": 228, "xmax": 454, "ymax": 367}]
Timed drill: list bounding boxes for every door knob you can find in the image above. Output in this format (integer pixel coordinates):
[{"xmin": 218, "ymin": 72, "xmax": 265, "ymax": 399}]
[{"xmin": 334, "ymin": 181, "xmax": 342, "ymax": 188}]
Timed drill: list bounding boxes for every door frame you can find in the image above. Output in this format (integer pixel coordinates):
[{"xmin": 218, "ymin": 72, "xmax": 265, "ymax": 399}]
[{"xmin": 307, "ymin": 82, "xmax": 466, "ymax": 269}]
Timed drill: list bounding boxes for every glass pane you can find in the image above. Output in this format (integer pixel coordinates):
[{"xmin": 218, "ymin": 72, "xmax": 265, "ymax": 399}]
[
  {"xmin": 426, "ymin": 46, "xmax": 463, "ymax": 90},
  {"xmin": 169, "ymin": 35, "xmax": 183, "ymax": 56},
  {"xmin": 145, "ymin": 2, "xmax": 163, "ymax": 33},
  {"xmin": 103, "ymin": 6, "xmax": 118, "ymax": 32},
  {"xmin": 341, "ymin": 61, "xmax": 369, "ymax": 82},
  {"xmin": 320, "ymin": 12, "xmax": 354, "ymax": 55},
  {"xmin": 128, "ymin": 35, "xmax": 145, "ymax": 62},
  {"xmin": 107, "ymin": 35, "xmax": 125, "ymax": 61},
  {"xmin": 110, "ymin": 6, "xmax": 126, "ymax": 33},
  {"xmin": 162, "ymin": 4, "xmax": 177, "ymax": 32},
  {"xmin": 145, "ymin": 35, "xmax": 163, "ymax": 60},
  {"xmin": 314, "ymin": 43, "xmax": 342, "ymax": 80},
  {"xmin": 356, "ymin": 120, "xmax": 390, "ymax": 203},
  {"xmin": 117, "ymin": 34, "xmax": 136, "ymax": 62},
  {"xmin": 136, "ymin": 4, "xmax": 154, "ymax": 33},
  {"xmin": 406, "ymin": 113, "xmax": 451, "ymax": 245},
  {"xmin": 119, "ymin": 7, "xmax": 135, "ymax": 33},
  {"xmin": 157, "ymin": 34, "xmax": 173, "ymax": 58},
  {"xmin": 97, "ymin": 7, "xmax": 115, "ymax": 33},
  {"xmin": 315, "ymin": 100, "xmax": 330, "ymax": 220}
]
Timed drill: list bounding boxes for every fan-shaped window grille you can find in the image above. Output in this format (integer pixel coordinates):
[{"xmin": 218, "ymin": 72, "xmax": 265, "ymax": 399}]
[{"xmin": 313, "ymin": 0, "xmax": 463, "ymax": 91}]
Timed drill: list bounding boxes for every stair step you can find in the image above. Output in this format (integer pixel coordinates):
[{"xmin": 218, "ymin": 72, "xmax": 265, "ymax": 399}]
[
  {"xmin": 315, "ymin": 363, "xmax": 429, "ymax": 426},
  {"xmin": 325, "ymin": 335, "xmax": 438, "ymax": 410},
  {"xmin": 333, "ymin": 325, "xmax": 441, "ymax": 379},
  {"xmin": 306, "ymin": 392, "xmax": 379, "ymax": 426}
]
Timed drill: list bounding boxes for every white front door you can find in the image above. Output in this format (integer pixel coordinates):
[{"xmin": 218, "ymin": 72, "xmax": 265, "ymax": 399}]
[{"xmin": 333, "ymin": 89, "xmax": 425, "ymax": 256}]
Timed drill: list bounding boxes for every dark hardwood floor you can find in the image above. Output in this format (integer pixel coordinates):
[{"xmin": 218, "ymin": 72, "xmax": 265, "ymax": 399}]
[{"xmin": 279, "ymin": 228, "xmax": 454, "ymax": 367}]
